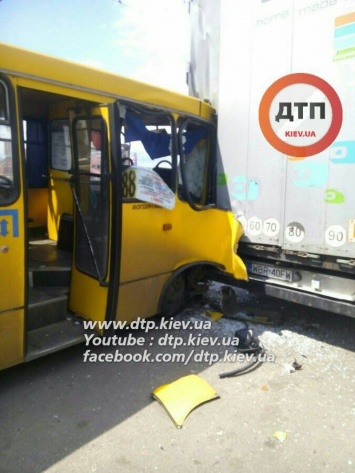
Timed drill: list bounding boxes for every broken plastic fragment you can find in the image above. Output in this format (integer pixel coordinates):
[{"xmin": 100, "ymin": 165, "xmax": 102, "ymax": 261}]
[
  {"xmin": 283, "ymin": 363, "xmax": 295, "ymax": 373},
  {"xmin": 205, "ymin": 310, "xmax": 223, "ymax": 321},
  {"xmin": 292, "ymin": 360, "xmax": 302, "ymax": 370},
  {"xmin": 274, "ymin": 431, "xmax": 287, "ymax": 442},
  {"xmin": 152, "ymin": 374, "xmax": 219, "ymax": 427}
]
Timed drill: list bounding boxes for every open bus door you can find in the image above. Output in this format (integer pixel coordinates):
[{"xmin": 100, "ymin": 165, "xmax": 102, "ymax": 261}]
[
  {"xmin": 68, "ymin": 104, "xmax": 121, "ymax": 333},
  {"xmin": 0, "ymin": 76, "xmax": 26, "ymax": 370}
]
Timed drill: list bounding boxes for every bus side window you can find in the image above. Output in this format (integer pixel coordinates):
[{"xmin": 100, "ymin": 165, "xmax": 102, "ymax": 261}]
[
  {"xmin": 0, "ymin": 78, "xmax": 17, "ymax": 205},
  {"xmin": 178, "ymin": 121, "xmax": 215, "ymax": 208},
  {"xmin": 120, "ymin": 107, "xmax": 174, "ymax": 199}
]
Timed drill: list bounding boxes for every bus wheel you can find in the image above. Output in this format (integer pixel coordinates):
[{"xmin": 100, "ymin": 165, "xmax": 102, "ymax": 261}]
[
  {"xmin": 160, "ymin": 273, "xmax": 186, "ymax": 317},
  {"xmin": 186, "ymin": 266, "xmax": 210, "ymax": 299}
]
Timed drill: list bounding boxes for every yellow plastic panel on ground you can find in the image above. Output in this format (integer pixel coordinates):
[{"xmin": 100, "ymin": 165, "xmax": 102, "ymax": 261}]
[{"xmin": 153, "ymin": 374, "xmax": 219, "ymax": 427}]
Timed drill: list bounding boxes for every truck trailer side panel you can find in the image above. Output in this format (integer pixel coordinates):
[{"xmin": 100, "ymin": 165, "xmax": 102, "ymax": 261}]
[{"xmin": 188, "ymin": 0, "xmax": 355, "ymax": 315}]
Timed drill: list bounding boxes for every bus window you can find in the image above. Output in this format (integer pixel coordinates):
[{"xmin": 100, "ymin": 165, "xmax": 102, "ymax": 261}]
[
  {"xmin": 50, "ymin": 119, "xmax": 72, "ymax": 171},
  {"xmin": 73, "ymin": 116, "xmax": 109, "ymax": 279},
  {"xmin": 0, "ymin": 82, "xmax": 7, "ymax": 120},
  {"xmin": 178, "ymin": 120, "xmax": 216, "ymax": 209},
  {"xmin": 120, "ymin": 106, "xmax": 175, "ymax": 194},
  {"xmin": 0, "ymin": 79, "xmax": 17, "ymax": 204},
  {"xmin": 24, "ymin": 118, "xmax": 48, "ymax": 188}
]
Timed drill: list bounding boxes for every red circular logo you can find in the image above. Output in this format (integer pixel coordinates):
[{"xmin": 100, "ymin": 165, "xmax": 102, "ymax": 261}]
[{"xmin": 259, "ymin": 73, "xmax": 343, "ymax": 157}]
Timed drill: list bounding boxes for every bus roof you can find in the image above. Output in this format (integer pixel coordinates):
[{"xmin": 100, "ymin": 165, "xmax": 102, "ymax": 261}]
[{"xmin": 0, "ymin": 42, "xmax": 213, "ymax": 119}]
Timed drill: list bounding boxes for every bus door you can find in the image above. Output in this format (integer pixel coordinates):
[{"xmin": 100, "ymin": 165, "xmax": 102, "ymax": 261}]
[
  {"xmin": 0, "ymin": 76, "xmax": 26, "ymax": 370},
  {"xmin": 68, "ymin": 105, "xmax": 121, "ymax": 332}
]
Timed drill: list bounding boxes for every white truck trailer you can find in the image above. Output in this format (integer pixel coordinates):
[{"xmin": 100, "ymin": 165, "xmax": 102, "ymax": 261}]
[{"xmin": 188, "ymin": 0, "xmax": 355, "ymax": 317}]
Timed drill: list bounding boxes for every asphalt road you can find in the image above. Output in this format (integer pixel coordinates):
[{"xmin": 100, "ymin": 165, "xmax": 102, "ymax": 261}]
[{"xmin": 1, "ymin": 283, "xmax": 354, "ymax": 473}]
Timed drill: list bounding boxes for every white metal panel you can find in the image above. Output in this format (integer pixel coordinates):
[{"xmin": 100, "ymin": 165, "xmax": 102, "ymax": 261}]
[
  {"xmin": 189, "ymin": 0, "xmax": 355, "ymax": 258},
  {"xmin": 218, "ymin": 0, "xmax": 293, "ymax": 245},
  {"xmin": 283, "ymin": 0, "xmax": 355, "ymax": 256}
]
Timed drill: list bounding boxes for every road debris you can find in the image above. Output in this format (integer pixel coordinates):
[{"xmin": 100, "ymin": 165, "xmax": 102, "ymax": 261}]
[
  {"xmin": 292, "ymin": 360, "xmax": 303, "ymax": 371},
  {"xmin": 274, "ymin": 431, "xmax": 288, "ymax": 442},
  {"xmin": 208, "ymin": 285, "xmax": 283, "ymax": 325},
  {"xmin": 152, "ymin": 374, "xmax": 219, "ymax": 428}
]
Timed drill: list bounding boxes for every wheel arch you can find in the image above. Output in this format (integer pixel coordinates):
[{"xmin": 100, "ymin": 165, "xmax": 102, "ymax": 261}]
[{"xmin": 157, "ymin": 260, "xmax": 225, "ymax": 316}]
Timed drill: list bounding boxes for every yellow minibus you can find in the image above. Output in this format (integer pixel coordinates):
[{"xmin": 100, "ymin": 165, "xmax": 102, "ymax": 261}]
[{"xmin": 0, "ymin": 42, "xmax": 247, "ymax": 370}]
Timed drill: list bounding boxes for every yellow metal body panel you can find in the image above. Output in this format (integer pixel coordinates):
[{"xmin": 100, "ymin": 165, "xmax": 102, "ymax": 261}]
[
  {"xmin": 120, "ymin": 200, "xmax": 247, "ymax": 285},
  {"xmin": 116, "ymin": 274, "xmax": 170, "ymax": 323},
  {"xmin": 69, "ymin": 269, "xmax": 108, "ymax": 324},
  {"xmin": 120, "ymin": 203, "xmax": 179, "ymax": 283},
  {"xmin": 118, "ymin": 200, "xmax": 247, "ymax": 321},
  {"xmin": 0, "ymin": 42, "xmax": 208, "ymax": 120},
  {"xmin": 153, "ymin": 374, "xmax": 219, "ymax": 427},
  {"xmin": 0, "ymin": 205, "xmax": 26, "ymax": 312},
  {"xmin": 0, "ymin": 310, "xmax": 24, "ymax": 370},
  {"xmin": 47, "ymin": 170, "xmax": 73, "ymax": 241},
  {"xmin": 0, "ymin": 77, "xmax": 25, "ymax": 369}
]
